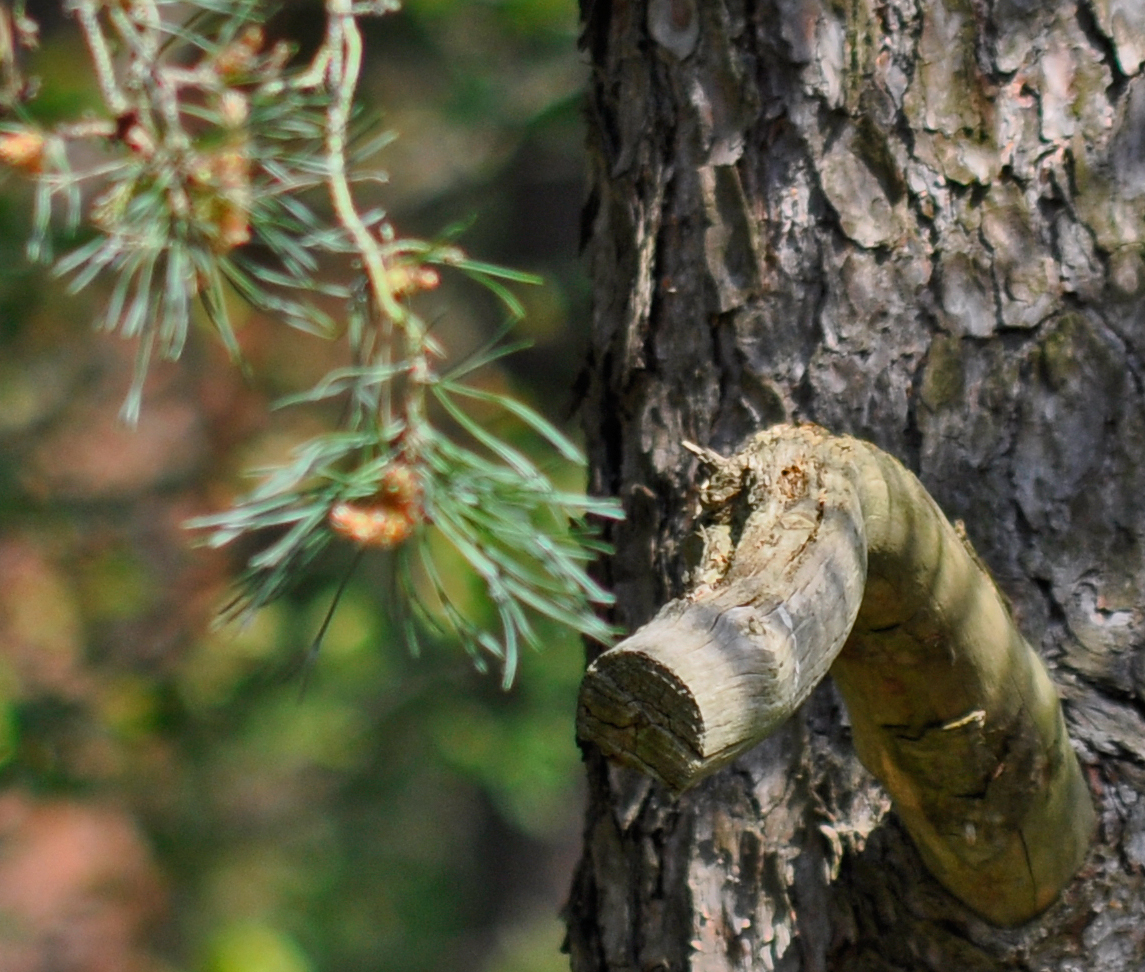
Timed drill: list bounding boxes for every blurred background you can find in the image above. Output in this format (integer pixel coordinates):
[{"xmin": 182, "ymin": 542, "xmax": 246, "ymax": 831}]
[{"xmin": 0, "ymin": 2, "xmax": 593, "ymax": 970}]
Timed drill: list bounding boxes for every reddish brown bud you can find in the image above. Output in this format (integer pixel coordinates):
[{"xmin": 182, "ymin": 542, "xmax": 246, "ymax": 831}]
[
  {"xmin": 0, "ymin": 129, "xmax": 44, "ymax": 173},
  {"xmin": 329, "ymin": 503, "xmax": 415, "ymax": 548},
  {"xmin": 328, "ymin": 463, "xmax": 424, "ymax": 549},
  {"xmin": 387, "ymin": 264, "xmax": 441, "ymax": 298}
]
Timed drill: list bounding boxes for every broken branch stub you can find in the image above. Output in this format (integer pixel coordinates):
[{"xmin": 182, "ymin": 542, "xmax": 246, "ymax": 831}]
[{"xmin": 577, "ymin": 424, "xmax": 1094, "ymax": 926}]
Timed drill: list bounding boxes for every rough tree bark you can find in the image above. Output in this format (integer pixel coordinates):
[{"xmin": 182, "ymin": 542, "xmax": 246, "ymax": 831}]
[{"xmin": 566, "ymin": 1, "xmax": 1145, "ymax": 970}]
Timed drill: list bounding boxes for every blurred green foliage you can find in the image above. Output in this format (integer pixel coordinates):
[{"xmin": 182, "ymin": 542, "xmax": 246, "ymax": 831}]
[{"xmin": 0, "ymin": 2, "xmax": 593, "ymax": 971}]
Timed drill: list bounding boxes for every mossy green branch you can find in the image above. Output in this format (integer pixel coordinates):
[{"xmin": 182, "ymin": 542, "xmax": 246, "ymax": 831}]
[{"xmin": 577, "ymin": 423, "xmax": 1094, "ymax": 926}]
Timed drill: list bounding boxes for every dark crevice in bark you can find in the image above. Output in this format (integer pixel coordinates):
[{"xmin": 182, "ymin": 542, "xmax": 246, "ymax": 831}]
[
  {"xmin": 577, "ymin": 0, "xmax": 611, "ymax": 65},
  {"xmin": 1039, "ymin": 197, "xmax": 1069, "ymax": 275},
  {"xmin": 903, "ymin": 346, "xmax": 927, "ymax": 473},
  {"xmin": 1075, "ymin": 0, "xmax": 1130, "ymax": 99},
  {"xmin": 596, "ymin": 350, "xmax": 624, "ymax": 497},
  {"xmin": 791, "ymin": 364, "xmax": 818, "ymax": 427},
  {"xmin": 579, "ymin": 184, "xmax": 600, "ymax": 255},
  {"xmin": 586, "ymin": 93, "xmax": 620, "ymax": 176}
]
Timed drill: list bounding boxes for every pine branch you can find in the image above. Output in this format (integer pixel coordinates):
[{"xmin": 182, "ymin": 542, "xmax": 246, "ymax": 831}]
[{"xmin": 5, "ymin": 0, "xmax": 623, "ymax": 685}]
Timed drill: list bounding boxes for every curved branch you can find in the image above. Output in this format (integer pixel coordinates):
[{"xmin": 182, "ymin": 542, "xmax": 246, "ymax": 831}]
[{"xmin": 577, "ymin": 424, "xmax": 1094, "ymax": 926}]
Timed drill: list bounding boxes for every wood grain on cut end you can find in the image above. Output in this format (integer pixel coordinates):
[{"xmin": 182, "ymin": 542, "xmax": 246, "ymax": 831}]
[
  {"xmin": 576, "ymin": 643, "xmax": 704, "ymax": 792},
  {"xmin": 578, "ymin": 599, "xmax": 808, "ymax": 791}
]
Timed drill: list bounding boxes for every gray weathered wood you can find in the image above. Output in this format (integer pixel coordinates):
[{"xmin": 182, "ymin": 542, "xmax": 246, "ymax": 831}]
[
  {"xmin": 579, "ymin": 424, "xmax": 1093, "ymax": 925},
  {"xmin": 579, "ymin": 428, "xmax": 866, "ymax": 790}
]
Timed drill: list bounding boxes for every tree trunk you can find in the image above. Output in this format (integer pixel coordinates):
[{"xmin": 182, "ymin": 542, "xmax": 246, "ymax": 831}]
[{"xmin": 566, "ymin": 1, "xmax": 1145, "ymax": 970}]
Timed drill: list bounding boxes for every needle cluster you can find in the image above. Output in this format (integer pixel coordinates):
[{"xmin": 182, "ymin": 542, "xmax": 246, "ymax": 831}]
[{"xmin": 3, "ymin": 0, "xmax": 620, "ymax": 685}]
